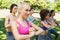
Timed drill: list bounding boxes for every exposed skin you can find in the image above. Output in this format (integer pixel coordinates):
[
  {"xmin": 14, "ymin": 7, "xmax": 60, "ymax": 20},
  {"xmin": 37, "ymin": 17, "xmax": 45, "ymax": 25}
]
[
  {"xmin": 28, "ymin": 9, "xmax": 38, "ymax": 21},
  {"xmin": 50, "ymin": 12, "xmax": 59, "ymax": 26},
  {"xmin": 40, "ymin": 14, "xmax": 54, "ymax": 35},
  {"xmin": 5, "ymin": 6, "xmax": 17, "ymax": 32},
  {"xmin": 11, "ymin": 3, "xmax": 43, "ymax": 40}
]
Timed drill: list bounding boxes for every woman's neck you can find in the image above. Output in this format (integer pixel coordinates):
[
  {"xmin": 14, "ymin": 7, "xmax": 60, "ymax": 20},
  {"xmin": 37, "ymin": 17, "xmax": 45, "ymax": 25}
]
[
  {"xmin": 11, "ymin": 12, "xmax": 15, "ymax": 16},
  {"xmin": 51, "ymin": 16, "xmax": 53, "ymax": 18},
  {"xmin": 18, "ymin": 15, "xmax": 25, "ymax": 22},
  {"xmin": 29, "ymin": 13, "xmax": 32, "ymax": 16},
  {"xmin": 44, "ymin": 20, "xmax": 47, "ymax": 21}
]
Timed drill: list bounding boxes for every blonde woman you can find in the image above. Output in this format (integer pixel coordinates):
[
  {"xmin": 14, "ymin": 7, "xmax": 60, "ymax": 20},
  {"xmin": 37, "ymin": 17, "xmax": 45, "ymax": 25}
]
[{"xmin": 11, "ymin": 2, "xmax": 43, "ymax": 40}]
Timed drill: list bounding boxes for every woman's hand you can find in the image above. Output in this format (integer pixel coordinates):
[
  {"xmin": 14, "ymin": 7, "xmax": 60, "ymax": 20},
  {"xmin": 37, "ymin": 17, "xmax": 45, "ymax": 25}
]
[
  {"xmin": 29, "ymin": 27, "xmax": 35, "ymax": 37},
  {"xmin": 29, "ymin": 27, "xmax": 35, "ymax": 32}
]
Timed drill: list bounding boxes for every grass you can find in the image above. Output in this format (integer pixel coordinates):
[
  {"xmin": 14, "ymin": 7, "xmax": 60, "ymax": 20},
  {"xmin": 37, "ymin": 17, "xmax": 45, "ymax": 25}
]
[
  {"xmin": 34, "ymin": 20, "xmax": 60, "ymax": 40},
  {"xmin": 0, "ymin": 18, "xmax": 6, "ymax": 40},
  {"xmin": 0, "ymin": 18, "xmax": 60, "ymax": 40}
]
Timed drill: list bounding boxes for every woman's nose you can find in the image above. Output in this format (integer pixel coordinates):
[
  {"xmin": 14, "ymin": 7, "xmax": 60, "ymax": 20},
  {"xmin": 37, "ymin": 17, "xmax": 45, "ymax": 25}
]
[{"xmin": 27, "ymin": 11, "xmax": 30, "ymax": 14}]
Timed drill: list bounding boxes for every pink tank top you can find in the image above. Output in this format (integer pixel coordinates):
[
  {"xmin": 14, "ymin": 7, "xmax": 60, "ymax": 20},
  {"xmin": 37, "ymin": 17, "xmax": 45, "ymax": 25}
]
[{"xmin": 16, "ymin": 20, "xmax": 30, "ymax": 35}]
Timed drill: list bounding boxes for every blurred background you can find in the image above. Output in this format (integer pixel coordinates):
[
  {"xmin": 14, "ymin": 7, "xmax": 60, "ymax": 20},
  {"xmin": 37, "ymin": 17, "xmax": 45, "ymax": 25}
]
[{"xmin": 0, "ymin": 0, "xmax": 60, "ymax": 40}]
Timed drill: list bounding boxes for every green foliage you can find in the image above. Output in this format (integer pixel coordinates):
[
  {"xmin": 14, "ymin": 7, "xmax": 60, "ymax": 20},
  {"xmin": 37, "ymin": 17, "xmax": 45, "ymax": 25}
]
[
  {"xmin": 24, "ymin": 0, "xmax": 47, "ymax": 10},
  {"xmin": 53, "ymin": 0, "xmax": 60, "ymax": 12},
  {"xmin": 0, "ymin": 0, "xmax": 60, "ymax": 12},
  {"xmin": 0, "ymin": 0, "xmax": 2, "ymax": 8},
  {"xmin": 0, "ymin": 18, "xmax": 60, "ymax": 40},
  {"xmin": 0, "ymin": 0, "xmax": 22, "ymax": 9},
  {"xmin": 1, "ymin": 0, "xmax": 13, "ymax": 9},
  {"xmin": 0, "ymin": 18, "xmax": 6, "ymax": 40}
]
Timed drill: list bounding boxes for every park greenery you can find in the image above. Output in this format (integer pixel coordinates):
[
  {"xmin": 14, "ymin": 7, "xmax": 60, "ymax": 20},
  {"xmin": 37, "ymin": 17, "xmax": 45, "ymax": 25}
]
[
  {"xmin": 0, "ymin": 0, "xmax": 60, "ymax": 12},
  {"xmin": 0, "ymin": 0, "xmax": 60, "ymax": 40},
  {"xmin": 0, "ymin": 18, "xmax": 60, "ymax": 40}
]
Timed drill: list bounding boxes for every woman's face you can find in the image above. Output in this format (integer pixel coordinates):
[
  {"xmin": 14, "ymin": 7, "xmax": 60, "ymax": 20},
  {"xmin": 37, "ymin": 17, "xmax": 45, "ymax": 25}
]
[
  {"xmin": 20, "ymin": 5, "xmax": 30, "ymax": 19},
  {"xmin": 51, "ymin": 12, "xmax": 55, "ymax": 16},
  {"xmin": 12, "ymin": 6, "xmax": 17, "ymax": 14},
  {"xmin": 30, "ymin": 9, "xmax": 34, "ymax": 15},
  {"xmin": 45, "ymin": 14, "xmax": 49, "ymax": 20}
]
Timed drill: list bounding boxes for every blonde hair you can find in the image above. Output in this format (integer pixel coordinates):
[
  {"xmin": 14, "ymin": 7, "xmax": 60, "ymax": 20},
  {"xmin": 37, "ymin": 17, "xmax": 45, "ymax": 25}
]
[
  {"xmin": 18, "ymin": 2, "xmax": 30, "ymax": 10},
  {"xmin": 17, "ymin": 2, "xmax": 30, "ymax": 18}
]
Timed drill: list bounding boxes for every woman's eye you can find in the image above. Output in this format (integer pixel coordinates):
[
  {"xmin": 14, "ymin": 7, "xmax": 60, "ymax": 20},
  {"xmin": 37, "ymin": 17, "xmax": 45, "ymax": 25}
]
[
  {"xmin": 25, "ymin": 9, "xmax": 30, "ymax": 11},
  {"xmin": 26, "ymin": 10, "xmax": 28, "ymax": 11}
]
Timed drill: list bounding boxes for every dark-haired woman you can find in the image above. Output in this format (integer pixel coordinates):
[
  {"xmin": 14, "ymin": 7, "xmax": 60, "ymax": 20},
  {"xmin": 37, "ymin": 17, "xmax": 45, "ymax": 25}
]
[
  {"xmin": 47, "ymin": 10, "xmax": 59, "ymax": 40},
  {"xmin": 38, "ymin": 9, "xmax": 54, "ymax": 40},
  {"xmin": 5, "ymin": 4, "xmax": 17, "ymax": 40}
]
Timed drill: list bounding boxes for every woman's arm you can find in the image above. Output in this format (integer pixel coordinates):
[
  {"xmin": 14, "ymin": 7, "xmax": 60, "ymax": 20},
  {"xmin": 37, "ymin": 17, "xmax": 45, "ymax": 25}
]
[
  {"xmin": 54, "ymin": 19, "xmax": 59, "ymax": 25},
  {"xmin": 33, "ymin": 17, "xmax": 39, "ymax": 21},
  {"xmin": 11, "ymin": 21, "xmax": 34, "ymax": 40},
  {"xmin": 30, "ymin": 22, "xmax": 43, "ymax": 35},
  {"xmin": 41, "ymin": 21, "xmax": 52, "ymax": 28},
  {"xmin": 5, "ymin": 16, "xmax": 11, "ymax": 28},
  {"xmin": 47, "ymin": 20, "xmax": 55, "ymax": 26}
]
